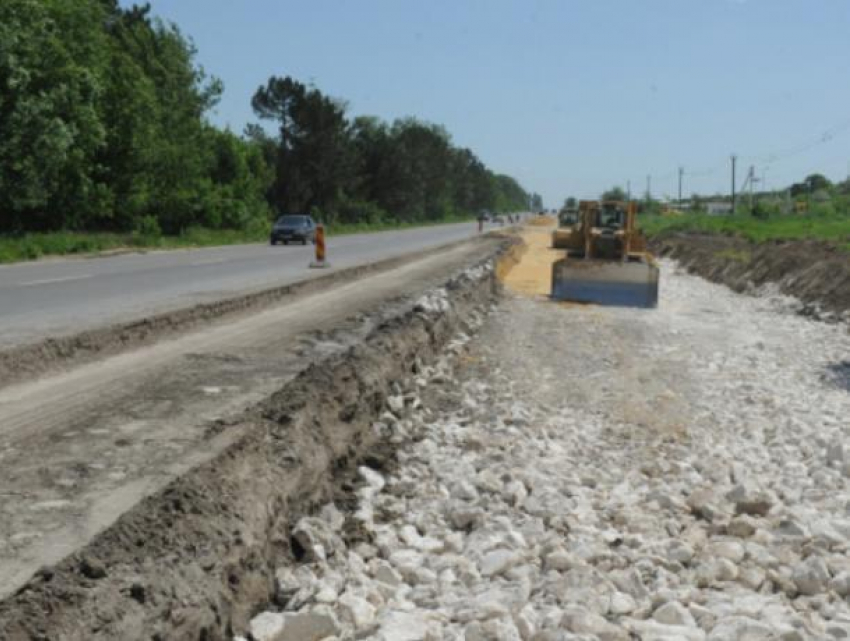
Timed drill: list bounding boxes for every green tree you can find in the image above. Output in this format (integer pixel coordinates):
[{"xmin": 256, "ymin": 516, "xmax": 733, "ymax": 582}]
[
  {"xmin": 790, "ymin": 173, "xmax": 832, "ymax": 198},
  {"xmin": 601, "ymin": 186, "xmax": 627, "ymax": 202},
  {"xmin": 0, "ymin": 0, "xmax": 110, "ymax": 232},
  {"xmin": 252, "ymin": 76, "xmax": 354, "ymax": 217}
]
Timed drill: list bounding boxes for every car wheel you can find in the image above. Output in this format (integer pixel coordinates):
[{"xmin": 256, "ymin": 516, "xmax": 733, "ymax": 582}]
[
  {"xmin": 302, "ymin": 238, "xmax": 307, "ymax": 246},
  {"xmin": 270, "ymin": 238, "xmax": 277, "ymax": 245},
  {"xmin": 283, "ymin": 240, "xmax": 289, "ymax": 245}
]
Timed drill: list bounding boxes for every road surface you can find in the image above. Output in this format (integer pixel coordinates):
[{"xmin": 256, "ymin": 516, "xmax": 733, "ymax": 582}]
[
  {"xmin": 0, "ymin": 222, "xmax": 492, "ymax": 347},
  {"xmin": 0, "ymin": 239, "xmax": 498, "ymax": 600}
]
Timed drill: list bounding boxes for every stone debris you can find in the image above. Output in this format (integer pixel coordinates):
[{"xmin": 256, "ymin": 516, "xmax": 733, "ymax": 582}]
[{"xmin": 237, "ymin": 261, "xmax": 850, "ymax": 641}]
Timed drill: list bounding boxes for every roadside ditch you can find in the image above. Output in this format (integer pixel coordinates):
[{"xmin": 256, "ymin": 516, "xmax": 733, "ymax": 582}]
[{"xmin": 651, "ymin": 233, "xmax": 850, "ymax": 322}]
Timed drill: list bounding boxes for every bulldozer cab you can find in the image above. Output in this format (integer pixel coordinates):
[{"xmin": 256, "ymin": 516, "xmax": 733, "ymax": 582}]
[
  {"xmin": 597, "ymin": 202, "xmax": 626, "ymax": 230},
  {"xmin": 558, "ymin": 208, "xmax": 580, "ymax": 227}
]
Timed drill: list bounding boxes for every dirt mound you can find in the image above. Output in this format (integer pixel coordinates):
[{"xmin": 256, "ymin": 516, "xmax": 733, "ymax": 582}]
[
  {"xmin": 0, "ymin": 253, "xmax": 504, "ymax": 640},
  {"xmin": 651, "ymin": 233, "xmax": 850, "ymax": 321},
  {"xmin": 525, "ymin": 215, "xmax": 556, "ymax": 227}
]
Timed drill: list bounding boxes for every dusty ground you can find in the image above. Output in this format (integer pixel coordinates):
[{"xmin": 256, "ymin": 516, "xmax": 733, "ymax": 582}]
[
  {"xmin": 240, "ymin": 227, "xmax": 850, "ymax": 640},
  {"xmin": 0, "ymin": 239, "xmax": 500, "ymax": 603}
]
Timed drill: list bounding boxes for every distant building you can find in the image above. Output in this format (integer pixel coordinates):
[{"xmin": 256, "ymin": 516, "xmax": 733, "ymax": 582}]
[{"xmin": 705, "ymin": 201, "xmax": 733, "ymax": 215}]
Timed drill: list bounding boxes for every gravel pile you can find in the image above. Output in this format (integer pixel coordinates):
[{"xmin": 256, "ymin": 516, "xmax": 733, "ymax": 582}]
[{"xmin": 240, "ymin": 261, "xmax": 850, "ymax": 641}]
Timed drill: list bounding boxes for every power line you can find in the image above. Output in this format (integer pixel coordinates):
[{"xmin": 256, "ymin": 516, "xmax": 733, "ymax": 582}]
[{"xmin": 622, "ymin": 113, "xmax": 850, "ymax": 199}]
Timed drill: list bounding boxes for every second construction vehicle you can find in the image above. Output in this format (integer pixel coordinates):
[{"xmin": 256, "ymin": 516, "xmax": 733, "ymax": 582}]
[{"xmin": 550, "ymin": 200, "xmax": 659, "ymax": 308}]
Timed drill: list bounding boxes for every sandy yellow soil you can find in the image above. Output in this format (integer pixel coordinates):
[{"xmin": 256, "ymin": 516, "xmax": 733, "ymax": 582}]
[{"xmin": 499, "ymin": 222, "xmax": 561, "ymax": 298}]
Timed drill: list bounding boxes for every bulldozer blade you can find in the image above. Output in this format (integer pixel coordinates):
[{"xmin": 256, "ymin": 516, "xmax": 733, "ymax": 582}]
[{"xmin": 551, "ymin": 259, "xmax": 659, "ymax": 308}]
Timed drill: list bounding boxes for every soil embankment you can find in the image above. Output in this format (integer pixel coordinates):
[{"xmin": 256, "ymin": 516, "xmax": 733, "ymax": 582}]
[
  {"xmin": 0, "ymin": 244, "xmax": 508, "ymax": 640},
  {"xmin": 651, "ymin": 233, "xmax": 850, "ymax": 321}
]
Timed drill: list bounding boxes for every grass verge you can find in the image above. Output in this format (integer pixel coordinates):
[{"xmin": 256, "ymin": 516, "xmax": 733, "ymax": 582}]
[
  {"xmin": 0, "ymin": 216, "xmax": 476, "ymax": 265},
  {"xmin": 640, "ymin": 213, "xmax": 850, "ymax": 251}
]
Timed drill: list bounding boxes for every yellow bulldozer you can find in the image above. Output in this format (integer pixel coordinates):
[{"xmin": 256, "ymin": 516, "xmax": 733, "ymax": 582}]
[
  {"xmin": 550, "ymin": 200, "xmax": 659, "ymax": 308},
  {"xmin": 552, "ymin": 207, "xmax": 580, "ymax": 248}
]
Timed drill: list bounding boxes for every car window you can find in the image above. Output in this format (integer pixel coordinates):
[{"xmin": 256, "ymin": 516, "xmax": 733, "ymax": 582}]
[{"xmin": 278, "ymin": 215, "xmax": 304, "ymax": 225}]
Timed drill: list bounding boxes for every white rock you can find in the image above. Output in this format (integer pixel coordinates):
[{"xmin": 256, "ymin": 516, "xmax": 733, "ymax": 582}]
[
  {"xmin": 829, "ymin": 570, "xmax": 850, "ymax": 597},
  {"xmin": 318, "ymin": 503, "xmax": 345, "ymax": 531},
  {"xmin": 727, "ymin": 484, "xmax": 774, "ymax": 517},
  {"xmin": 775, "ymin": 518, "xmax": 808, "ymax": 537},
  {"xmin": 688, "ymin": 604, "xmax": 716, "ymax": 631},
  {"xmin": 667, "ymin": 541, "xmax": 695, "ymax": 564},
  {"xmin": 560, "ymin": 608, "xmax": 629, "ymax": 640},
  {"xmin": 465, "ymin": 617, "xmax": 523, "ymax": 641},
  {"xmin": 387, "ymin": 395, "xmax": 405, "ymax": 413},
  {"xmin": 373, "ymin": 610, "xmax": 438, "ymax": 641},
  {"xmin": 337, "ymin": 592, "xmax": 377, "ymax": 630},
  {"xmin": 292, "ymin": 517, "xmax": 341, "ymax": 562},
  {"xmin": 738, "ymin": 565, "xmax": 766, "ymax": 590},
  {"xmin": 389, "ymin": 548, "xmax": 424, "ymax": 572},
  {"xmin": 452, "ymin": 480, "xmax": 480, "ymax": 501},
  {"xmin": 653, "ymin": 601, "xmax": 697, "ymax": 627},
  {"xmin": 514, "ymin": 604, "xmax": 538, "ymax": 640},
  {"xmin": 707, "ymin": 540, "xmax": 745, "ymax": 564},
  {"xmin": 706, "ymin": 616, "xmax": 775, "ymax": 640},
  {"xmin": 626, "ymin": 619, "xmax": 706, "ymax": 641},
  {"xmin": 792, "ymin": 556, "xmax": 831, "ymax": 595},
  {"xmin": 373, "ymin": 560, "xmax": 403, "ymax": 587},
  {"xmin": 610, "ymin": 592, "xmax": 637, "ymax": 615},
  {"xmin": 542, "ymin": 549, "xmax": 574, "ymax": 572},
  {"xmin": 826, "ymin": 442, "xmax": 846, "ymax": 467},
  {"xmin": 249, "ymin": 612, "xmax": 286, "ymax": 641},
  {"xmin": 480, "ymin": 549, "xmax": 524, "ymax": 577},
  {"xmin": 687, "ymin": 488, "xmax": 721, "ymax": 522},
  {"xmin": 727, "ymin": 515, "xmax": 758, "ymax": 538},
  {"xmin": 279, "ymin": 609, "xmax": 341, "ymax": 641}
]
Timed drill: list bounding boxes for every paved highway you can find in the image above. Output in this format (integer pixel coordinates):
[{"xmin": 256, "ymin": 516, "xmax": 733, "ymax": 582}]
[{"xmin": 0, "ymin": 222, "xmax": 494, "ymax": 347}]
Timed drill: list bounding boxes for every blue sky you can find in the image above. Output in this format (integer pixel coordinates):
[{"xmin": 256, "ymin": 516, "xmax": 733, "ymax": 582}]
[{"xmin": 130, "ymin": 0, "xmax": 850, "ymax": 206}]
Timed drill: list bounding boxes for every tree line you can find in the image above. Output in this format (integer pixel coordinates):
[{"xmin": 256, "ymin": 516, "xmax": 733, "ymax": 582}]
[{"xmin": 0, "ymin": 1, "xmax": 530, "ymax": 236}]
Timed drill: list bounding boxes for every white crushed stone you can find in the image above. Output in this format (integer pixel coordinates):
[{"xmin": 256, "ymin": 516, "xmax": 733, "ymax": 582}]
[{"xmin": 239, "ymin": 260, "xmax": 850, "ymax": 640}]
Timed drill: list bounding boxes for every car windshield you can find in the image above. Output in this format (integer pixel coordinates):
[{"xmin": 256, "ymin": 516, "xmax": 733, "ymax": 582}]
[{"xmin": 277, "ymin": 215, "xmax": 305, "ymax": 226}]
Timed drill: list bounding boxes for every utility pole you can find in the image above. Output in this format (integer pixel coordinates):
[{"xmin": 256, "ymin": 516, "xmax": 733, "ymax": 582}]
[
  {"xmin": 678, "ymin": 166, "xmax": 684, "ymax": 206},
  {"xmin": 646, "ymin": 175, "xmax": 651, "ymax": 202},
  {"xmin": 626, "ymin": 180, "xmax": 631, "ymax": 204},
  {"xmin": 730, "ymin": 154, "xmax": 737, "ymax": 213},
  {"xmin": 748, "ymin": 165, "xmax": 755, "ymax": 211}
]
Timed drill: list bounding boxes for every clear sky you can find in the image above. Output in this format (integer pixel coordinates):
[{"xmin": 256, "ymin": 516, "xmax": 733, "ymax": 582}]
[{"xmin": 128, "ymin": 0, "xmax": 850, "ymax": 207}]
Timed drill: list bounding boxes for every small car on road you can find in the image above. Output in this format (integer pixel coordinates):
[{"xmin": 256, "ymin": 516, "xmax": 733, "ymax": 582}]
[{"xmin": 270, "ymin": 214, "xmax": 317, "ymax": 245}]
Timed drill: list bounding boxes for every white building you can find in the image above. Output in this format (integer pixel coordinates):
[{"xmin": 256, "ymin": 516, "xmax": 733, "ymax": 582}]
[{"xmin": 705, "ymin": 201, "xmax": 733, "ymax": 215}]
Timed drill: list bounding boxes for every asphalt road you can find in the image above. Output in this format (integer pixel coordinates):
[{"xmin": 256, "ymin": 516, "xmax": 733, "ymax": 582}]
[{"xmin": 0, "ymin": 222, "xmax": 495, "ymax": 347}]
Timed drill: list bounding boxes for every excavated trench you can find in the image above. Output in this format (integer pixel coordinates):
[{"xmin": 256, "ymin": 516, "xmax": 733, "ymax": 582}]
[
  {"xmin": 0, "ymin": 242, "xmax": 513, "ymax": 641},
  {"xmin": 651, "ymin": 233, "xmax": 850, "ymax": 322}
]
